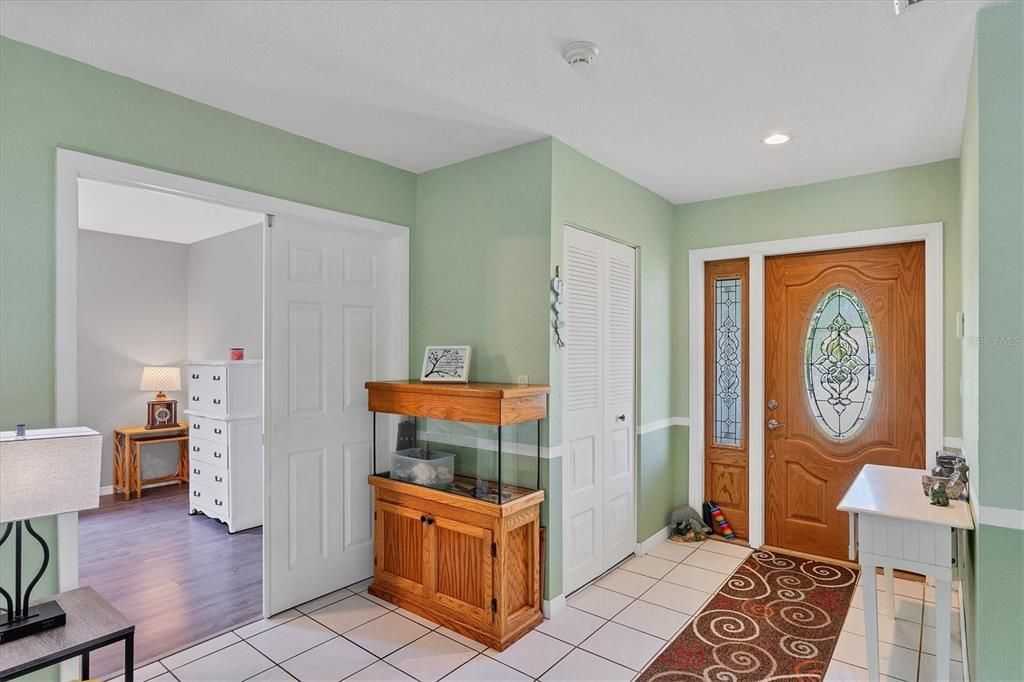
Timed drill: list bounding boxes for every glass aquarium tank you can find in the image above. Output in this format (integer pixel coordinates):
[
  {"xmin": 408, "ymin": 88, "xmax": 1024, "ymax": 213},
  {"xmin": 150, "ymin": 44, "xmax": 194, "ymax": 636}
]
[{"xmin": 366, "ymin": 381, "xmax": 547, "ymax": 505}]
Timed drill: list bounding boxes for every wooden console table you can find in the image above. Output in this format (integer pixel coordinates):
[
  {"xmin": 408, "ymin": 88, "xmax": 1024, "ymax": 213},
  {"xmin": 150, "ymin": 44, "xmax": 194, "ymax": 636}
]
[
  {"xmin": 0, "ymin": 586, "xmax": 134, "ymax": 681},
  {"xmin": 113, "ymin": 423, "xmax": 189, "ymax": 500},
  {"xmin": 839, "ymin": 465, "xmax": 973, "ymax": 682}
]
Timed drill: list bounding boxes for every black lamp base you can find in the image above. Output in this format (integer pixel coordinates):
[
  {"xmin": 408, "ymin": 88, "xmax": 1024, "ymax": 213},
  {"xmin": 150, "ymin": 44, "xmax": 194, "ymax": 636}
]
[{"xmin": 0, "ymin": 600, "xmax": 66, "ymax": 644}]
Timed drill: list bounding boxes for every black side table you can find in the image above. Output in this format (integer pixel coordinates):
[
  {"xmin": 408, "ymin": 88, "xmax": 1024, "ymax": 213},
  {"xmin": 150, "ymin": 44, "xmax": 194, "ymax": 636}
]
[{"xmin": 0, "ymin": 587, "xmax": 134, "ymax": 681}]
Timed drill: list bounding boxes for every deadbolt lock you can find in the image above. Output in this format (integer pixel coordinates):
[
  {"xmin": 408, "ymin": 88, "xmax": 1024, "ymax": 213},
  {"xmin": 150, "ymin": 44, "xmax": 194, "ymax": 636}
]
[{"xmin": 767, "ymin": 399, "xmax": 778, "ymax": 410}]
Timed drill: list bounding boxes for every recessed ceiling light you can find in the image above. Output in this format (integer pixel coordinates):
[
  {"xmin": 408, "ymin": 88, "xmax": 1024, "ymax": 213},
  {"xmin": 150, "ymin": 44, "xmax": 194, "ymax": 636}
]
[{"xmin": 762, "ymin": 133, "xmax": 791, "ymax": 146}]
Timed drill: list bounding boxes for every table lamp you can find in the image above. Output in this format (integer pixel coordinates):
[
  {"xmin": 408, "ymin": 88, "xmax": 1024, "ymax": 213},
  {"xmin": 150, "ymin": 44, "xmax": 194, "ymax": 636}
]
[
  {"xmin": 0, "ymin": 426, "xmax": 102, "ymax": 643},
  {"xmin": 140, "ymin": 366, "xmax": 181, "ymax": 429}
]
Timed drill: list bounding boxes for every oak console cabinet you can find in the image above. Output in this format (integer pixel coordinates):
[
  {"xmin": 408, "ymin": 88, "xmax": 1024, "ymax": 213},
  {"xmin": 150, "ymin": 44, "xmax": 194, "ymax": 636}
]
[{"xmin": 365, "ymin": 381, "xmax": 548, "ymax": 651}]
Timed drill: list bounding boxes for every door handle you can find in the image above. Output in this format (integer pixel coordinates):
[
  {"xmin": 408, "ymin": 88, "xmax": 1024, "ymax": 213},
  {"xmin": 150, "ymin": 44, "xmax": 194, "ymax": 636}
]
[
  {"xmin": 767, "ymin": 418, "xmax": 785, "ymax": 431},
  {"xmin": 420, "ymin": 515, "xmax": 427, "ymax": 523},
  {"xmin": 616, "ymin": 414, "xmax": 626, "ymax": 422}
]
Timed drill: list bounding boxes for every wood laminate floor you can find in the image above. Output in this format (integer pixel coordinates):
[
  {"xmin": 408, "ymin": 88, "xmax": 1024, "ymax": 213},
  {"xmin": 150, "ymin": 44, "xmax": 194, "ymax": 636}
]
[{"xmin": 79, "ymin": 484, "xmax": 262, "ymax": 678}]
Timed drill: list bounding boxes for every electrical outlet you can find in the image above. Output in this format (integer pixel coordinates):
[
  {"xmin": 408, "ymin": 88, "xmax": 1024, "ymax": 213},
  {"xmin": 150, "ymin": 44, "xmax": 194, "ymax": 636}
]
[{"xmin": 517, "ymin": 375, "xmax": 529, "ymax": 385}]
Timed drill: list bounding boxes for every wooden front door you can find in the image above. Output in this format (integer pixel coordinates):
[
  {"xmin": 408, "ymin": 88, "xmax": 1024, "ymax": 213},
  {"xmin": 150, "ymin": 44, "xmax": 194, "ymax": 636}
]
[
  {"xmin": 765, "ymin": 242, "xmax": 925, "ymax": 560},
  {"xmin": 704, "ymin": 259, "xmax": 750, "ymax": 539}
]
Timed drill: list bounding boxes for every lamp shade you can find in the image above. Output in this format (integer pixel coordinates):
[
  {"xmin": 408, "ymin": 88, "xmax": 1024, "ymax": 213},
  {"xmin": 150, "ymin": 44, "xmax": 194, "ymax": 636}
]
[
  {"xmin": 0, "ymin": 427, "xmax": 102, "ymax": 523},
  {"xmin": 140, "ymin": 366, "xmax": 181, "ymax": 392}
]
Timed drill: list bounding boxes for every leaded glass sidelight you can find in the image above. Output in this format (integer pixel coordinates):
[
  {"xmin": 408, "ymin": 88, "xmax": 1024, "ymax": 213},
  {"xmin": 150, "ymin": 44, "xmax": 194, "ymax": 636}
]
[
  {"xmin": 804, "ymin": 288, "xmax": 877, "ymax": 440},
  {"xmin": 714, "ymin": 277, "xmax": 743, "ymax": 446}
]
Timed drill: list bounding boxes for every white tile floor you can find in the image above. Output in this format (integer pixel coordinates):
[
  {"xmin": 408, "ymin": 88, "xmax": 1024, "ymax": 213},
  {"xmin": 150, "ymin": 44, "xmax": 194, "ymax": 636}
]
[{"xmin": 108, "ymin": 540, "xmax": 963, "ymax": 682}]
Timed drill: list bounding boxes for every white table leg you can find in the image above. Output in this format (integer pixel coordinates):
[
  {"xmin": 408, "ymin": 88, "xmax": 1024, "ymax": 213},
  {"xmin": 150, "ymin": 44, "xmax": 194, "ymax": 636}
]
[
  {"xmin": 862, "ymin": 564, "xmax": 881, "ymax": 680},
  {"xmin": 883, "ymin": 566, "xmax": 896, "ymax": 618},
  {"xmin": 934, "ymin": 576, "xmax": 953, "ymax": 681}
]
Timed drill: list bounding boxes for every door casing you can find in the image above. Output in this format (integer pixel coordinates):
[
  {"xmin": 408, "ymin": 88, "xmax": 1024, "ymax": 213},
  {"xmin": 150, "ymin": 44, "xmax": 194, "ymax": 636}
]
[
  {"xmin": 688, "ymin": 223, "xmax": 944, "ymax": 549},
  {"xmin": 53, "ymin": 149, "xmax": 409, "ymax": 623}
]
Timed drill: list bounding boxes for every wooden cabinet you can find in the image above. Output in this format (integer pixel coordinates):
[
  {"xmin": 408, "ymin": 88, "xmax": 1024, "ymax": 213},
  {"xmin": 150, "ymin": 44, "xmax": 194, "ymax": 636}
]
[
  {"xmin": 365, "ymin": 380, "xmax": 548, "ymax": 651},
  {"xmin": 368, "ymin": 476, "xmax": 543, "ymax": 651}
]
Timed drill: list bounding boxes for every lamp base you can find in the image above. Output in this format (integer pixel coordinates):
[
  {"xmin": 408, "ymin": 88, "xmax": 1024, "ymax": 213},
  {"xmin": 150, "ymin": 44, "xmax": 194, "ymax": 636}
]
[{"xmin": 0, "ymin": 600, "xmax": 66, "ymax": 644}]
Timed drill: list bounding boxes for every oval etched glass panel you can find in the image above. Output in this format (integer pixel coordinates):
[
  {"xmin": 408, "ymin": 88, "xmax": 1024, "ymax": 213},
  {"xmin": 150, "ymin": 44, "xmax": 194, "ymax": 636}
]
[{"xmin": 804, "ymin": 288, "xmax": 877, "ymax": 440}]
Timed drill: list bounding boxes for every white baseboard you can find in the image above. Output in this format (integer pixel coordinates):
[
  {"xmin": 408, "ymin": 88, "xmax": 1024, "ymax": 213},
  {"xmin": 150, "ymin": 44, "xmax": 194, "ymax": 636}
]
[
  {"xmin": 635, "ymin": 525, "xmax": 672, "ymax": 556},
  {"xmin": 543, "ymin": 594, "xmax": 566, "ymax": 619},
  {"xmin": 99, "ymin": 480, "xmax": 181, "ymax": 497}
]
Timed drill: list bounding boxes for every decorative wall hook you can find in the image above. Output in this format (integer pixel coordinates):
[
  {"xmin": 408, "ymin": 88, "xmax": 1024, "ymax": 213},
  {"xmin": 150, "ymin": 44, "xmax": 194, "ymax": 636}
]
[{"xmin": 552, "ymin": 266, "xmax": 566, "ymax": 348}]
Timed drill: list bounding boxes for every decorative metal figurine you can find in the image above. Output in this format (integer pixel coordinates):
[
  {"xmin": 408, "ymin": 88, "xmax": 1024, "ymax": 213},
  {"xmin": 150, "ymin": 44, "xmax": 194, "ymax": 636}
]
[
  {"xmin": 944, "ymin": 461, "xmax": 970, "ymax": 499},
  {"xmin": 929, "ymin": 481, "xmax": 950, "ymax": 506}
]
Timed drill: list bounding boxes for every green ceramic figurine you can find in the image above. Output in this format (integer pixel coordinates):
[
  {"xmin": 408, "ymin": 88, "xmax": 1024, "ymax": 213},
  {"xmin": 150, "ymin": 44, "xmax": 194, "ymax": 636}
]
[{"xmin": 930, "ymin": 481, "xmax": 950, "ymax": 506}]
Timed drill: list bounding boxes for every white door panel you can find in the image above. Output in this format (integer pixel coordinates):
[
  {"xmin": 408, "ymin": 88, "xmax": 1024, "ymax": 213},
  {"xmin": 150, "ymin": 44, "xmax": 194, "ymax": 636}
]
[
  {"xmin": 267, "ymin": 214, "xmax": 396, "ymax": 613},
  {"xmin": 563, "ymin": 226, "xmax": 636, "ymax": 595}
]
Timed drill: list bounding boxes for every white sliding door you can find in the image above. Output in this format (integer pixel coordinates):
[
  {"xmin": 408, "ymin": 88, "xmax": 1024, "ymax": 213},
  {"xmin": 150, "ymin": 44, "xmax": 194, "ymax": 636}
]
[
  {"xmin": 563, "ymin": 225, "xmax": 637, "ymax": 595},
  {"xmin": 265, "ymin": 213, "xmax": 403, "ymax": 613}
]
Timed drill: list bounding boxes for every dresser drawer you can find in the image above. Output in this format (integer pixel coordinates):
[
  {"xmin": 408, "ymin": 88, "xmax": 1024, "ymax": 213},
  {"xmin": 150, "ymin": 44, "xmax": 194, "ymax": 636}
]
[
  {"xmin": 188, "ymin": 365, "xmax": 228, "ymax": 415},
  {"xmin": 190, "ymin": 459, "xmax": 228, "ymax": 489},
  {"xmin": 188, "ymin": 415, "xmax": 227, "ymax": 444},
  {"xmin": 189, "ymin": 481, "xmax": 229, "ymax": 519},
  {"xmin": 189, "ymin": 436, "xmax": 228, "ymax": 467}
]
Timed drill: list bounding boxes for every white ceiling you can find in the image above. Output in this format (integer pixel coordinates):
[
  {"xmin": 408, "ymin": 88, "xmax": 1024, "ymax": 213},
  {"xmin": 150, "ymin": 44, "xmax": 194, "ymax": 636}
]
[
  {"xmin": 1, "ymin": 1, "xmax": 994, "ymax": 203},
  {"xmin": 78, "ymin": 178, "xmax": 263, "ymax": 244}
]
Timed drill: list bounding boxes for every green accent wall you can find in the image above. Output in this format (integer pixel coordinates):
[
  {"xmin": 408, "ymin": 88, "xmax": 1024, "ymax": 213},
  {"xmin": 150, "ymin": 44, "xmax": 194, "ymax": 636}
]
[
  {"xmin": 672, "ymin": 159, "xmax": 963, "ymax": 435},
  {"xmin": 549, "ymin": 140, "xmax": 681, "ymax": 547},
  {"xmin": 960, "ymin": 3, "xmax": 1024, "ymax": 680},
  {"xmin": 413, "ymin": 139, "xmax": 684, "ymax": 597},
  {"xmin": 0, "ymin": 37, "xmax": 416, "ymax": 678}
]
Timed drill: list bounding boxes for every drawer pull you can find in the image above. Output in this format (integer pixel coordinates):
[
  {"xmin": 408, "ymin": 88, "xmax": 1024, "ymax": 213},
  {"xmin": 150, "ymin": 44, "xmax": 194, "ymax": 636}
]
[
  {"xmin": 420, "ymin": 515, "xmax": 427, "ymax": 523},
  {"xmin": 213, "ymin": 375, "xmax": 222, "ymax": 381},
  {"xmin": 192, "ymin": 446, "xmax": 200, "ymax": 452},
  {"xmin": 192, "ymin": 490, "xmax": 201, "ymax": 498},
  {"xmin": 214, "ymin": 451, "xmax": 223, "ymax": 459},
  {"xmin": 192, "ymin": 396, "xmax": 200, "ymax": 402},
  {"xmin": 193, "ymin": 424, "xmax": 200, "ymax": 430},
  {"xmin": 214, "ymin": 475, "xmax": 223, "ymax": 483},
  {"xmin": 214, "ymin": 499, "xmax": 224, "ymax": 506},
  {"xmin": 213, "ymin": 427, "xmax": 223, "ymax": 435},
  {"xmin": 213, "ymin": 398, "xmax": 222, "ymax": 405},
  {"xmin": 192, "ymin": 373, "xmax": 199, "ymax": 379},
  {"xmin": 426, "ymin": 518, "xmax": 435, "ymax": 526},
  {"xmin": 193, "ymin": 467, "xmax": 201, "ymax": 475}
]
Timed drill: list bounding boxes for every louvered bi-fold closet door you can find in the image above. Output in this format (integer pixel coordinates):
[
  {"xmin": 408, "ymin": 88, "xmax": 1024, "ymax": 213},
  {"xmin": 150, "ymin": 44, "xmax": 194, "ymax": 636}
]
[{"xmin": 562, "ymin": 226, "xmax": 636, "ymax": 595}]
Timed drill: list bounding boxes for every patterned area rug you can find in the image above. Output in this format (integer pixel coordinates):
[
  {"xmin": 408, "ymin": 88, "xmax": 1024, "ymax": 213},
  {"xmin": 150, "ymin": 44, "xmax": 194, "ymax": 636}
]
[{"xmin": 637, "ymin": 549, "xmax": 859, "ymax": 681}]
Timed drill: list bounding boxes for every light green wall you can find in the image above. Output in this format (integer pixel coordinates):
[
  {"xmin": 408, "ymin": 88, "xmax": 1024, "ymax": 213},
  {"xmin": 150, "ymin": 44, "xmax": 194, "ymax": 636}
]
[
  {"xmin": 961, "ymin": 4, "xmax": 1024, "ymax": 680},
  {"xmin": 672, "ymin": 159, "xmax": 963, "ymax": 437},
  {"xmin": 413, "ymin": 139, "xmax": 683, "ymax": 597},
  {"xmin": 0, "ymin": 38, "xmax": 416, "ymax": 679},
  {"xmin": 412, "ymin": 139, "xmax": 553, "ymax": 387},
  {"xmin": 549, "ymin": 140, "xmax": 682, "ymax": 545}
]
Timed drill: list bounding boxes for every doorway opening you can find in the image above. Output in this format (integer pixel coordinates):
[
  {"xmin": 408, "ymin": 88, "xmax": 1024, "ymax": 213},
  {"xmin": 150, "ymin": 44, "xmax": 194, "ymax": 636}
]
[
  {"xmin": 55, "ymin": 149, "xmax": 410, "ymax": 679},
  {"xmin": 75, "ymin": 177, "xmax": 265, "ymax": 676}
]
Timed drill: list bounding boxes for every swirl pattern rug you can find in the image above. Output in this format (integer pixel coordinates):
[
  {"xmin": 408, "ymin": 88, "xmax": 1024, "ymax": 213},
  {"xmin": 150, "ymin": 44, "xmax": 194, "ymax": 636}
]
[{"xmin": 637, "ymin": 549, "xmax": 859, "ymax": 681}]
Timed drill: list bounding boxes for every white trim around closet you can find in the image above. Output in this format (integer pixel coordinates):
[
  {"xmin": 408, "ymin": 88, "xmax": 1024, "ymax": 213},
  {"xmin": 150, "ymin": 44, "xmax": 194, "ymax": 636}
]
[{"xmin": 688, "ymin": 222, "xmax": 944, "ymax": 549}]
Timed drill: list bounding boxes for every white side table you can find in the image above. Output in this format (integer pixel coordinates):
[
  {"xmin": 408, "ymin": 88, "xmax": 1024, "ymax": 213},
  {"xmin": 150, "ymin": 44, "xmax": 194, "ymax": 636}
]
[{"xmin": 838, "ymin": 465, "xmax": 974, "ymax": 681}]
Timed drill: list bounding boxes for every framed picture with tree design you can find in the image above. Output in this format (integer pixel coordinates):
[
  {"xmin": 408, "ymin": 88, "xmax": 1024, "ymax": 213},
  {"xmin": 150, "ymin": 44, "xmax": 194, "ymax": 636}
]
[{"xmin": 420, "ymin": 346, "xmax": 472, "ymax": 383}]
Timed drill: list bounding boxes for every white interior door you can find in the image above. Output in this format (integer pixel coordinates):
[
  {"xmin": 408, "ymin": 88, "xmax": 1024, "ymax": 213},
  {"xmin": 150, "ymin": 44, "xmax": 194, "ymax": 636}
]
[
  {"xmin": 265, "ymin": 213, "xmax": 399, "ymax": 613},
  {"xmin": 563, "ymin": 226, "xmax": 636, "ymax": 595}
]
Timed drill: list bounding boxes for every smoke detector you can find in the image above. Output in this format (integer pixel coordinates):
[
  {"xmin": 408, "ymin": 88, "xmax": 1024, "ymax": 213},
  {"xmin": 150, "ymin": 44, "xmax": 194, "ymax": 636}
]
[
  {"xmin": 894, "ymin": 0, "xmax": 927, "ymax": 15},
  {"xmin": 562, "ymin": 41, "xmax": 600, "ymax": 69}
]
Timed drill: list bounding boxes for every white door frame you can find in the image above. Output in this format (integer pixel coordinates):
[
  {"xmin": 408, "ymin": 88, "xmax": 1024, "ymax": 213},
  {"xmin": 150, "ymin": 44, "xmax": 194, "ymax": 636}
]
[
  {"xmin": 53, "ymin": 148, "xmax": 409, "ymax": 610},
  {"xmin": 688, "ymin": 222, "xmax": 943, "ymax": 549},
  {"xmin": 560, "ymin": 222, "xmax": 641, "ymax": 596}
]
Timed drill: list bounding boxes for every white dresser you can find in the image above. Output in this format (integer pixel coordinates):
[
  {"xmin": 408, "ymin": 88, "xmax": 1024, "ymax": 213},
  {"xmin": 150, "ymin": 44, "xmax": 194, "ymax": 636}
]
[{"xmin": 185, "ymin": 360, "xmax": 262, "ymax": 533}]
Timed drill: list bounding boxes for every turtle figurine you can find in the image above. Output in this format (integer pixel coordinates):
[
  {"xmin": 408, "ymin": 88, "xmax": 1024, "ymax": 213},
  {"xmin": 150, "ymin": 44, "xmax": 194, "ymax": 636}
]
[
  {"xmin": 930, "ymin": 481, "xmax": 950, "ymax": 507},
  {"xmin": 944, "ymin": 461, "xmax": 970, "ymax": 500}
]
